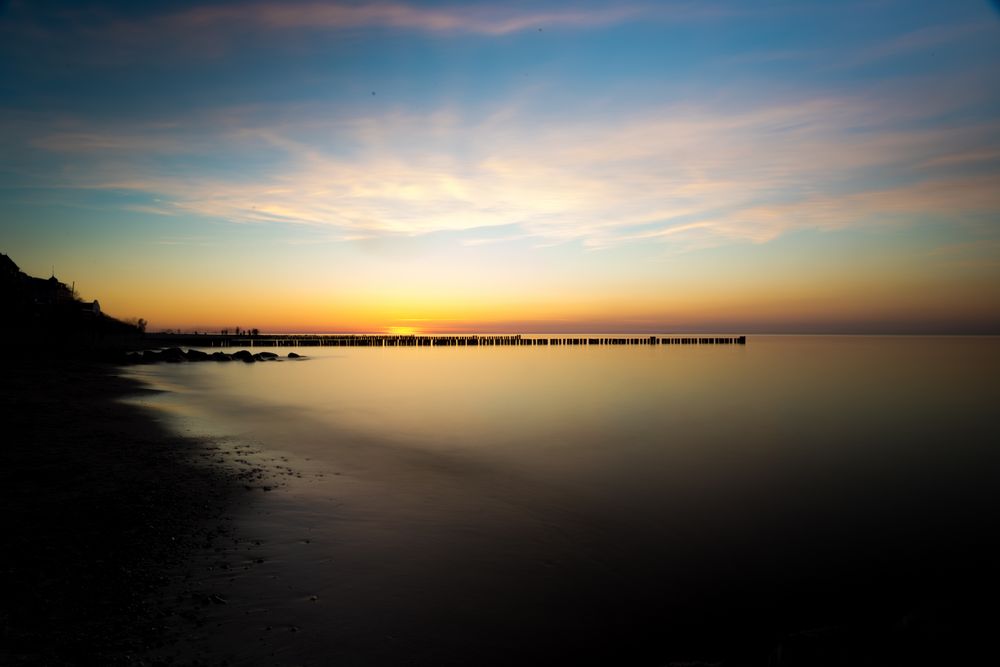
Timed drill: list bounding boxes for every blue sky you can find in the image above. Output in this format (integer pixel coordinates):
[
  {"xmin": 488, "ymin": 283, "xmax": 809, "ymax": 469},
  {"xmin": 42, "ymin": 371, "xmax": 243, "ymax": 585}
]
[{"xmin": 1, "ymin": 0, "xmax": 998, "ymax": 332}]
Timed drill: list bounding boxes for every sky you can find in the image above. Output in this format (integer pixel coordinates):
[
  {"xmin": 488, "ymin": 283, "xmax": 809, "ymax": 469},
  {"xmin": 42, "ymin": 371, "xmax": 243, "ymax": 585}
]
[{"xmin": 1, "ymin": 0, "xmax": 999, "ymax": 333}]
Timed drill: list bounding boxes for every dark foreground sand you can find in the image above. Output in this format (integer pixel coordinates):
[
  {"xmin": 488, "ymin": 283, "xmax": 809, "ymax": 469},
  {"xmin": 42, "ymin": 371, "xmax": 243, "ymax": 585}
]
[{"xmin": 0, "ymin": 357, "xmax": 249, "ymax": 665}]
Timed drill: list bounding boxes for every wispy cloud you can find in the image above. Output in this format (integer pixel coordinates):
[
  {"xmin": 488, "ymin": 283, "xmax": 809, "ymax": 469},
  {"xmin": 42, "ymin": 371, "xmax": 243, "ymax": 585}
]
[
  {"xmin": 21, "ymin": 0, "xmax": 713, "ymax": 50},
  {"xmin": 919, "ymin": 147, "xmax": 1000, "ymax": 168},
  {"xmin": 842, "ymin": 21, "xmax": 994, "ymax": 67},
  {"xmin": 32, "ymin": 132, "xmax": 180, "ymax": 154},
  {"xmin": 167, "ymin": 2, "xmax": 648, "ymax": 36},
  {"xmin": 122, "ymin": 204, "xmax": 179, "ymax": 217},
  {"xmin": 152, "ymin": 235, "xmax": 219, "ymax": 247},
  {"xmin": 16, "ymin": 81, "xmax": 1000, "ymax": 253},
  {"xmin": 0, "ymin": 0, "xmax": 752, "ymax": 67},
  {"xmin": 1, "ymin": 1, "xmax": 694, "ymax": 67}
]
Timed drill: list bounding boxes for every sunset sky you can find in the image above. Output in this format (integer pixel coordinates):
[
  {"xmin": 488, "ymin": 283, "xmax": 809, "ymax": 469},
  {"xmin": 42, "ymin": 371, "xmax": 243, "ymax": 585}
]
[{"xmin": 2, "ymin": 0, "xmax": 999, "ymax": 333}]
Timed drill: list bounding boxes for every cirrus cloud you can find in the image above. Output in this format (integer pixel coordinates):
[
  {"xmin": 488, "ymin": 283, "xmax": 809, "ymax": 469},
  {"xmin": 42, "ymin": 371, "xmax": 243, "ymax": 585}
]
[{"xmin": 13, "ymin": 81, "xmax": 1000, "ymax": 253}]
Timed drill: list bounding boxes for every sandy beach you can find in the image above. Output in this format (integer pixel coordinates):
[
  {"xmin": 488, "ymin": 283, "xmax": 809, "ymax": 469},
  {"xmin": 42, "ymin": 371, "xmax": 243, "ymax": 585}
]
[{"xmin": 0, "ymin": 356, "xmax": 249, "ymax": 665}]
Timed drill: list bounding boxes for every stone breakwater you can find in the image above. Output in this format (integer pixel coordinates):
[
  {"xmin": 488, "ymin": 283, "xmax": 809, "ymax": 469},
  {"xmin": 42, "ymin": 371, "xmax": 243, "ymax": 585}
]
[{"xmin": 122, "ymin": 348, "xmax": 304, "ymax": 364}]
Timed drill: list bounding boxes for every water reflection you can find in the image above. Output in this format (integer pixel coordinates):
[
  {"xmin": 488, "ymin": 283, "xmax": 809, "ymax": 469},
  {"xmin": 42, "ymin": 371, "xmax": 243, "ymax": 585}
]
[{"xmin": 127, "ymin": 336, "xmax": 1000, "ymax": 664}]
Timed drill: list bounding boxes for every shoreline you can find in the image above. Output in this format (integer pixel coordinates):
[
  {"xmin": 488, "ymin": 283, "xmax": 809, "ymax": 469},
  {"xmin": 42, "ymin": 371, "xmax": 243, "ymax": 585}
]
[
  {"xmin": 4, "ymin": 348, "xmax": 1000, "ymax": 665},
  {"xmin": 1, "ymin": 356, "xmax": 248, "ymax": 665},
  {"xmin": 106, "ymin": 343, "xmax": 1000, "ymax": 666}
]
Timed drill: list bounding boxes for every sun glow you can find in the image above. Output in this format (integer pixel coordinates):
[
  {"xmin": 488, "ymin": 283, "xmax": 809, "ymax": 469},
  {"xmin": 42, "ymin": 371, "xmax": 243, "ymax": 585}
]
[{"xmin": 385, "ymin": 326, "xmax": 420, "ymax": 336}]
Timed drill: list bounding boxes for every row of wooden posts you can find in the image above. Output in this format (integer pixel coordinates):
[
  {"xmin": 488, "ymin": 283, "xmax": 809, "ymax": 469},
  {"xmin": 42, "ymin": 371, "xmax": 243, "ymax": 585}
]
[{"xmin": 147, "ymin": 334, "xmax": 747, "ymax": 348}]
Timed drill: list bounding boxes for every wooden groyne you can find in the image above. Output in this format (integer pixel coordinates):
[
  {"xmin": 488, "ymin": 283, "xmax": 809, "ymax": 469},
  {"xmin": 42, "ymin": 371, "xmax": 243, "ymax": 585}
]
[{"xmin": 142, "ymin": 334, "xmax": 747, "ymax": 348}]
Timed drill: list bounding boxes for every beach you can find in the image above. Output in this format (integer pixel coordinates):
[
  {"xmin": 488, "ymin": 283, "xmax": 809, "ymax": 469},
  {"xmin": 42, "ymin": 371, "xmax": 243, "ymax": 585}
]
[{"xmin": 0, "ymin": 356, "xmax": 247, "ymax": 665}]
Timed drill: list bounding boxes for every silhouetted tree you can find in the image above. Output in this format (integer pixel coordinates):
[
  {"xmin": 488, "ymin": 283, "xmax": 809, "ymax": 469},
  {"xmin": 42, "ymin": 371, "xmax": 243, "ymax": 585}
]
[
  {"xmin": 251, "ymin": 328, "xmax": 259, "ymax": 336},
  {"xmin": 123, "ymin": 317, "xmax": 147, "ymax": 333}
]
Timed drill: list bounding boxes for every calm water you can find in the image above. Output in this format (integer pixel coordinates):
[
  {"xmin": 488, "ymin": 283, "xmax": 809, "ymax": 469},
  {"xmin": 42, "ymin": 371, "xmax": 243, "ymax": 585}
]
[{"xmin": 124, "ymin": 336, "xmax": 1000, "ymax": 665}]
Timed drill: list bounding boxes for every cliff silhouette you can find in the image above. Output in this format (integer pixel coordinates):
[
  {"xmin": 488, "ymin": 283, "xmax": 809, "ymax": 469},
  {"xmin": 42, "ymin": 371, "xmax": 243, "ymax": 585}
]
[{"xmin": 0, "ymin": 252, "xmax": 143, "ymax": 349}]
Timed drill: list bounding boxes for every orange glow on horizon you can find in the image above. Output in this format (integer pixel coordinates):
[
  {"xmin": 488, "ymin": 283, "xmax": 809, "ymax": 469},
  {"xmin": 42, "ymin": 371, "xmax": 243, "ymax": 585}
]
[{"xmin": 385, "ymin": 326, "xmax": 420, "ymax": 336}]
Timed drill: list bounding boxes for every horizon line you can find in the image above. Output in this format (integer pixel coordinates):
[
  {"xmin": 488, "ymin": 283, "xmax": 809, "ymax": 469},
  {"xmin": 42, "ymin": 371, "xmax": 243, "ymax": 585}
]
[{"xmin": 146, "ymin": 330, "xmax": 1000, "ymax": 337}]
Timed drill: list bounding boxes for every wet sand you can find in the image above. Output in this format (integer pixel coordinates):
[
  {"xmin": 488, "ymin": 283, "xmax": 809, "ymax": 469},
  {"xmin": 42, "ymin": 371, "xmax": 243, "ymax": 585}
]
[
  {"xmin": 138, "ymin": 447, "xmax": 1000, "ymax": 667},
  {"xmin": 0, "ymin": 358, "xmax": 249, "ymax": 665}
]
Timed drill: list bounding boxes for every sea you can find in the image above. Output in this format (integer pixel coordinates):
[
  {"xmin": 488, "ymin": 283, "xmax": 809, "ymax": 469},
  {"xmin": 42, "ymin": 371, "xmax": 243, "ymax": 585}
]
[{"xmin": 121, "ymin": 335, "xmax": 1000, "ymax": 665}]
